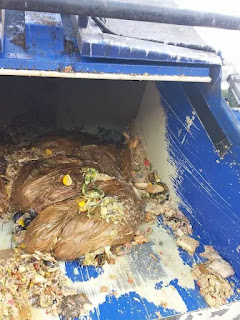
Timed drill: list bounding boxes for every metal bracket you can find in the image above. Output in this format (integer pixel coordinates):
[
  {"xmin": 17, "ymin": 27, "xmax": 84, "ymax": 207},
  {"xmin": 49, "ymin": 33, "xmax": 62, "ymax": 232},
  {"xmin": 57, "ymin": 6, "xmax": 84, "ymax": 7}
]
[
  {"xmin": 25, "ymin": 11, "xmax": 64, "ymax": 53},
  {"xmin": 78, "ymin": 16, "xmax": 88, "ymax": 28}
]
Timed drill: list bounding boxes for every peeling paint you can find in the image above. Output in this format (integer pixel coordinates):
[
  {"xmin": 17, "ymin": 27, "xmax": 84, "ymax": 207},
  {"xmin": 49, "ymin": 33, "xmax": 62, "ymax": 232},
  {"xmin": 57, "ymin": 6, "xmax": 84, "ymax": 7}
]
[{"xmin": 185, "ymin": 114, "xmax": 198, "ymax": 132}]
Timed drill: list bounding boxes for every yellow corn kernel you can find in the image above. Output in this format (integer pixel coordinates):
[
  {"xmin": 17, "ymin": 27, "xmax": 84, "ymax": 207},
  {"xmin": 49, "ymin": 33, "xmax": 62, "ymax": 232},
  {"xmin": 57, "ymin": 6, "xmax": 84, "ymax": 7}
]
[
  {"xmin": 20, "ymin": 244, "xmax": 26, "ymax": 249},
  {"xmin": 78, "ymin": 201, "xmax": 85, "ymax": 207},
  {"xmin": 45, "ymin": 148, "xmax": 53, "ymax": 156},
  {"xmin": 45, "ymin": 272, "xmax": 51, "ymax": 278},
  {"xmin": 18, "ymin": 220, "xmax": 25, "ymax": 226},
  {"xmin": 62, "ymin": 174, "xmax": 72, "ymax": 186},
  {"xmin": 29, "ymin": 282, "xmax": 34, "ymax": 288}
]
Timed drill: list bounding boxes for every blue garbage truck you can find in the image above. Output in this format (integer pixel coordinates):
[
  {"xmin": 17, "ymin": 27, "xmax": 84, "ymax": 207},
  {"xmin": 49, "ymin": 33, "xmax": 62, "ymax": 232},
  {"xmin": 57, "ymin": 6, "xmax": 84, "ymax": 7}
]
[{"xmin": 0, "ymin": 1, "xmax": 240, "ymax": 319}]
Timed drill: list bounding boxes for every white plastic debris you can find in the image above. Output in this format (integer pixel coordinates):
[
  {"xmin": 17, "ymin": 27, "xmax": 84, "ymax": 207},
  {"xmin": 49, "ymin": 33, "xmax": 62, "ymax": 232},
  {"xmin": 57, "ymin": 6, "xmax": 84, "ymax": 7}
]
[
  {"xmin": 200, "ymin": 245, "xmax": 234, "ymax": 278},
  {"xmin": 176, "ymin": 235, "xmax": 199, "ymax": 255},
  {"xmin": 34, "ymin": 274, "xmax": 45, "ymax": 283},
  {"xmin": 207, "ymin": 259, "xmax": 235, "ymax": 279}
]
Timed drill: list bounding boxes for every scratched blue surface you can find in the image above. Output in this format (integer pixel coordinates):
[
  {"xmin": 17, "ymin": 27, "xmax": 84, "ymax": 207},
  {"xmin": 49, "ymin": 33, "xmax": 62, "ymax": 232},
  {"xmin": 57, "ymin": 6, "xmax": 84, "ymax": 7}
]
[{"xmin": 158, "ymin": 81, "xmax": 240, "ymax": 277}]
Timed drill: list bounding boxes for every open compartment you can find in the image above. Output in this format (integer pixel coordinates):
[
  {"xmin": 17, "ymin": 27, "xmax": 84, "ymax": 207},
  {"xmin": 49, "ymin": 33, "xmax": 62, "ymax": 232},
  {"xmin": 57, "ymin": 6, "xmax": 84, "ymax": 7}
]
[{"xmin": 0, "ymin": 75, "xmax": 240, "ymax": 320}]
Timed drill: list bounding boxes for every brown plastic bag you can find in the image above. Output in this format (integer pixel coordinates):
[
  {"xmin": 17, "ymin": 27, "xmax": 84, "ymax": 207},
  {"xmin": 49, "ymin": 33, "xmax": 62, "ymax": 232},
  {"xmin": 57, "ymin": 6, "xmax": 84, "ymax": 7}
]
[
  {"xmin": 34, "ymin": 131, "xmax": 100, "ymax": 156},
  {"xmin": 11, "ymin": 157, "xmax": 85, "ymax": 212},
  {"xmin": 11, "ymin": 151, "xmax": 128, "ymax": 213},
  {"xmin": 5, "ymin": 132, "xmax": 131, "ymax": 199},
  {"xmin": 35, "ymin": 133, "xmax": 131, "ymax": 179},
  {"xmin": 25, "ymin": 179, "xmax": 142, "ymax": 260},
  {"xmin": 73, "ymin": 145, "xmax": 127, "ymax": 179},
  {"xmin": 4, "ymin": 132, "xmax": 100, "ymax": 186}
]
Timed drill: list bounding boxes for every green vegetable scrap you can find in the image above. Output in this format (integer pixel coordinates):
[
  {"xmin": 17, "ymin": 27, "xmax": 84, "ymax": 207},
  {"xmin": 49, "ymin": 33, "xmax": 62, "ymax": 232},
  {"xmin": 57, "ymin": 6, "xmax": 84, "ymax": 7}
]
[{"xmin": 79, "ymin": 168, "xmax": 126, "ymax": 224}]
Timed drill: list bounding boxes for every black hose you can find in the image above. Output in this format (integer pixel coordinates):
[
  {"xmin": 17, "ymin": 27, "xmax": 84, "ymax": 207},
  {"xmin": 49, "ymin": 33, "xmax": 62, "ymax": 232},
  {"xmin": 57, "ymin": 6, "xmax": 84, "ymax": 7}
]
[
  {"xmin": 92, "ymin": 17, "xmax": 118, "ymax": 35},
  {"xmin": 0, "ymin": 0, "xmax": 240, "ymax": 30}
]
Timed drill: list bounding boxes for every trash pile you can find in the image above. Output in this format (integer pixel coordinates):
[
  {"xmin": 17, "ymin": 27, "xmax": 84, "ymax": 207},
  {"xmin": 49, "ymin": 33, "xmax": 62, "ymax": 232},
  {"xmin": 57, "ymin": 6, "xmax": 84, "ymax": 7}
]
[
  {"xmin": 0, "ymin": 130, "xmax": 142, "ymax": 259},
  {"xmin": 192, "ymin": 246, "xmax": 234, "ymax": 307},
  {"xmin": 128, "ymin": 134, "xmax": 196, "ymax": 249},
  {"xmin": 0, "ymin": 124, "xmax": 236, "ymax": 317},
  {"xmin": 0, "ymin": 248, "xmax": 91, "ymax": 319},
  {"xmin": 0, "ymin": 128, "xmax": 143, "ymax": 318}
]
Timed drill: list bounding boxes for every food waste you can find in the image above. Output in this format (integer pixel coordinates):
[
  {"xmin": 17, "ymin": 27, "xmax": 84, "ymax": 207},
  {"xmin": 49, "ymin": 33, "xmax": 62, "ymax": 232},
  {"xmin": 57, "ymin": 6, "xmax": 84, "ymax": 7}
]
[
  {"xmin": 0, "ymin": 125, "xmax": 237, "ymax": 318},
  {"xmin": 0, "ymin": 249, "xmax": 91, "ymax": 320}
]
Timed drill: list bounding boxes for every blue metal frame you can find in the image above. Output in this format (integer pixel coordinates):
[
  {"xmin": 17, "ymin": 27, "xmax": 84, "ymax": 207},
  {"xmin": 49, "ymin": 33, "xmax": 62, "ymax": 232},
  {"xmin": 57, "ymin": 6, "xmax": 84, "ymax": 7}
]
[{"xmin": 0, "ymin": 11, "xmax": 220, "ymax": 80}]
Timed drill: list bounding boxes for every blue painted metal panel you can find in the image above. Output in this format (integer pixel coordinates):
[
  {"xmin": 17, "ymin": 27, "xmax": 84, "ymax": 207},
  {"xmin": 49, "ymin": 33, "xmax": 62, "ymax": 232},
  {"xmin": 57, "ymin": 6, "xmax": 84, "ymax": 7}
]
[
  {"xmin": 0, "ymin": 10, "xmax": 217, "ymax": 80},
  {"xmin": 78, "ymin": 19, "xmax": 221, "ymax": 65},
  {"xmin": 196, "ymin": 66, "xmax": 240, "ymax": 147},
  {"xmin": 157, "ymin": 81, "xmax": 240, "ymax": 276},
  {"xmin": 25, "ymin": 12, "xmax": 64, "ymax": 52},
  {"xmin": 233, "ymin": 109, "xmax": 240, "ymax": 122}
]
